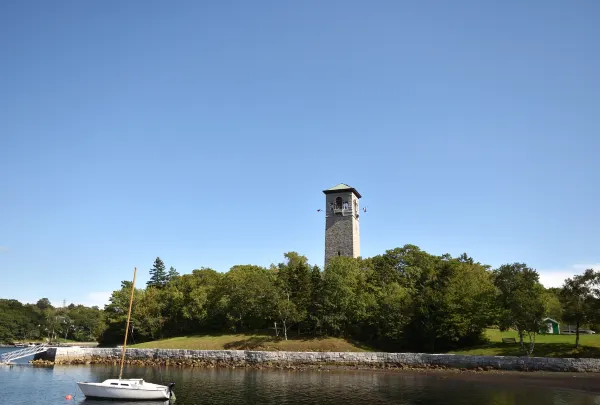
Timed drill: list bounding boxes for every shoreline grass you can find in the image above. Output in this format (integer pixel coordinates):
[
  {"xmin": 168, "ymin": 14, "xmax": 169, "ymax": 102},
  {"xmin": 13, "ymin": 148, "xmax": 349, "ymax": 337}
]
[
  {"xmin": 128, "ymin": 329, "xmax": 600, "ymax": 358},
  {"xmin": 450, "ymin": 329, "xmax": 600, "ymax": 358},
  {"xmin": 129, "ymin": 334, "xmax": 372, "ymax": 352}
]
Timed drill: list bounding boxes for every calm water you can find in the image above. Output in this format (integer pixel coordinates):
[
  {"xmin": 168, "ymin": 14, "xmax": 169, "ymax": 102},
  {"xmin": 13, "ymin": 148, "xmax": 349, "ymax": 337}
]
[{"xmin": 2, "ymin": 347, "xmax": 600, "ymax": 404}]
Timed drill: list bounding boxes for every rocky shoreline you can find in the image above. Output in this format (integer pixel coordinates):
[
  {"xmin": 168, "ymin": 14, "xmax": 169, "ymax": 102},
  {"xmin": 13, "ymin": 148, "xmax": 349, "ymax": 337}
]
[
  {"xmin": 29, "ymin": 358, "xmax": 502, "ymax": 372},
  {"xmin": 31, "ymin": 347, "xmax": 600, "ymax": 373},
  {"xmin": 36, "ymin": 356, "xmax": 469, "ymax": 371}
]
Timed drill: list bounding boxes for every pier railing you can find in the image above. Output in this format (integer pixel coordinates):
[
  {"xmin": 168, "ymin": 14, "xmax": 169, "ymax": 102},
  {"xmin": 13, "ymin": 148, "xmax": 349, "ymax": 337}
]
[{"xmin": 0, "ymin": 344, "xmax": 51, "ymax": 364}]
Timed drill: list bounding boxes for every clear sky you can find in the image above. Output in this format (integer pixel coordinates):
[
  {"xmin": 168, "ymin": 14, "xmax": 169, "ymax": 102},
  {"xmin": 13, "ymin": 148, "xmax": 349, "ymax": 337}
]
[{"xmin": 1, "ymin": 1, "xmax": 599, "ymax": 308}]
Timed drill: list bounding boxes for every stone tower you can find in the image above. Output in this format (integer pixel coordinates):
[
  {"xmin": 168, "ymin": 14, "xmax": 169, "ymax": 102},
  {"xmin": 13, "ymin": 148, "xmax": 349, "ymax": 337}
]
[{"xmin": 323, "ymin": 183, "xmax": 361, "ymax": 267}]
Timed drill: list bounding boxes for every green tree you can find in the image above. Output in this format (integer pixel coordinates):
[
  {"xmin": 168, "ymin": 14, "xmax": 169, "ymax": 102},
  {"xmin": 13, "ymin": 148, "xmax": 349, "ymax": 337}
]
[
  {"xmin": 0, "ymin": 299, "xmax": 43, "ymax": 343},
  {"xmin": 36, "ymin": 298, "xmax": 53, "ymax": 311},
  {"xmin": 368, "ymin": 281, "xmax": 411, "ymax": 349},
  {"xmin": 402, "ymin": 251, "xmax": 495, "ymax": 352},
  {"xmin": 435, "ymin": 258, "xmax": 496, "ymax": 348},
  {"xmin": 66, "ymin": 304, "xmax": 104, "ymax": 341},
  {"xmin": 543, "ymin": 288, "xmax": 563, "ymax": 323},
  {"xmin": 321, "ymin": 256, "xmax": 371, "ymax": 337},
  {"xmin": 167, "ymin": 266, "xmax": 180, "ymax": 282},
  {"xmin": 134, "ymin": 287, "xmax": 167, "ymax": 340},
  {"xmin": 90, "ymin": 245, "xmax": 583, "ymax": 354},
  {"xmin": 216, "ymin": 265, "xmax": 277, "ymax": 332},
  {"xmin": 274, "ymin": 252, "xmax": 313, "ymax": 336},
  {"xmin": 493, "ymin": 263, "xmax": 546, "ymax": 355},
  {"xmin": 165, "ymin": 268, "xmax": 222, "ymax": 335},
  {"xmin": 457, "ymin": 253, "xmax": 474, "ymax": 264},
  {"xmin": 306, "ymin": 265, "xmax": 324, "ymax": 335},
  {"xmin": 369, "ymin": 244, "xmax": 429, "ymax": 290},
  {"xmin": 147, "ymin": 257, "xmax": 168, "ymax": 288},
  {"xmin": 273, "ymin": 289, "xmax": 300, "ymax": 340},
  {"xmin": 0, "ymin": 298, "xmax": 102, "ymax": 344},
  {"xmin": 559, "ymin": 269, "xmax": 600, "ymax": 348},
  {"xmin": 98, "ymin": 280, "xmax": 142, "ymax": 346}
]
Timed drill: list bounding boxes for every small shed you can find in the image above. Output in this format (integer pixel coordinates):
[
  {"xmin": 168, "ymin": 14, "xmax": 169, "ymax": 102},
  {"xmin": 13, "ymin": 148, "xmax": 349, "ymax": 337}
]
[{"xmin": 541, "ymin": 317, "xmax": 560, "ymax": 334}]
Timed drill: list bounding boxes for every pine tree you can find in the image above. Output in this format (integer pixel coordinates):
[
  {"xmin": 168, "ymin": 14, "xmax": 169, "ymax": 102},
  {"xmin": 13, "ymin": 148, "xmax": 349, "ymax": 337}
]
[
  {"xmin": 167, "ymin": 266, "xmax": 180, "ymax": 282},
  {"xmin": 147, "ymin": 257, "xmax": 167, "ymax": 288}
]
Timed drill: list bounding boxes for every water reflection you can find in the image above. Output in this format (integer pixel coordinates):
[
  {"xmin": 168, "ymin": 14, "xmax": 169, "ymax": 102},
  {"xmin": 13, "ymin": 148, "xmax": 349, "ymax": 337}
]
[
  {"xmin": 84, "ymin": 365, "xmax": 600, "ymax": 405},
  {"xmin": 2, "ymin": 360, "xmax": 600, "ymax": 405},
  {"xmin": 82, "ymin": 401, "xmax": 170, "ymax": 405}
]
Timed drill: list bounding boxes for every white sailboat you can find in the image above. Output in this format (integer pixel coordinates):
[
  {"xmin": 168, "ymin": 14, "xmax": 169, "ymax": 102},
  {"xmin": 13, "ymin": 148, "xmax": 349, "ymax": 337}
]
[{"xmin": 77, "ymin": 268, "xmax": 176, "ymax": 401}]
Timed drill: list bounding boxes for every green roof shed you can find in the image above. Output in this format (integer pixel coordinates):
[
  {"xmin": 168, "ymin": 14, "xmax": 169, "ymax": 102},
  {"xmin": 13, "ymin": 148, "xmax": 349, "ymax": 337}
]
[{"xmin": 540, "ymin": 318, "xmax": 560, "ymax": 335}]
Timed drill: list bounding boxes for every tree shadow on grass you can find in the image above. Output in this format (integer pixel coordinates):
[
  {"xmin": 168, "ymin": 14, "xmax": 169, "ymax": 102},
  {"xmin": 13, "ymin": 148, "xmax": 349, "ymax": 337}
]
[
  {"xmin": 223, "ymin": 336, "xmax": 282, "ymax": 350},
  {"xmin": 221, "ymin": 335, "xmax": 374, "ymax": 352}
]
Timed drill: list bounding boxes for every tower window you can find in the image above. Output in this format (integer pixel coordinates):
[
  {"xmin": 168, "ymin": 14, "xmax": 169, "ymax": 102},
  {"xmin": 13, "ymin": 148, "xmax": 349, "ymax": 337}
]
[{"xmin": 335, "ymin": 197, "xmax": 342, "ymax": 209}]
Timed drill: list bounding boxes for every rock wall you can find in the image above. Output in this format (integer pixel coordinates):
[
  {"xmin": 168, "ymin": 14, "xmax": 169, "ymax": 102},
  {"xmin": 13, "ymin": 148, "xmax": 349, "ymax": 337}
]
[{"xmin": 33, "ymin": 347, "xmax": 600, "ymax": 372}]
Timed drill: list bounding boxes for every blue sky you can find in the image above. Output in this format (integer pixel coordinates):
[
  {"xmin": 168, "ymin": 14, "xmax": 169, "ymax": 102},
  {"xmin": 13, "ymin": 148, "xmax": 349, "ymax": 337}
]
[{"xmin": 1, "ymin": 1, "xmax": 598, "ymax": 308}]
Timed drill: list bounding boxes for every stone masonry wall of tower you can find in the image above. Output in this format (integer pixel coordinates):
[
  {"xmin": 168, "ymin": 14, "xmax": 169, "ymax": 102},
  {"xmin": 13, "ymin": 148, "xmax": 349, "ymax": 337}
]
[{"xmin": 324, "ymin": 188, "xmax": 360, "ymax": 267}]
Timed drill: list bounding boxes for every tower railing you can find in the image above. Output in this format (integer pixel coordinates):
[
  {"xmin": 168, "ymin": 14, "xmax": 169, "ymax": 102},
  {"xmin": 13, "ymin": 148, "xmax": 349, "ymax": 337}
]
[{"xmin": 327, "ymin": 206, "xmax": 356, "ymax": 217}]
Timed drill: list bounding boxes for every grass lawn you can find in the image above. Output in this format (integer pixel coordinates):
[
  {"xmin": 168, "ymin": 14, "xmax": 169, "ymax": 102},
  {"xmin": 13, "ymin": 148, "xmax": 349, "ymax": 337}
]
[
  {"xmin": 450, "ymin": 329, "xmax": 600, "ymax": 358},
  {"xmin": 129, "ymin": 334, "xmax": 372, "ymax": 352},
  {"xmin": 128, "ymin": 329, "xmax": 600, "ymax": 358}
]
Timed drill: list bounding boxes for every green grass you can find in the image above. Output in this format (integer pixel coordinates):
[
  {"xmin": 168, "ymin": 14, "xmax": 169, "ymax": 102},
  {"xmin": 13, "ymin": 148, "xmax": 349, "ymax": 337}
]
[
  {"xmin": 129, "ymin": 334, "xmax": 373, "ymax": 352},
  {"xmin": 450, "ymin": 329, "xmax": 600, "ymax": 358},
  {"xmin": 128, "ymin": 329, "xmax": 600, "ymax": 358}
]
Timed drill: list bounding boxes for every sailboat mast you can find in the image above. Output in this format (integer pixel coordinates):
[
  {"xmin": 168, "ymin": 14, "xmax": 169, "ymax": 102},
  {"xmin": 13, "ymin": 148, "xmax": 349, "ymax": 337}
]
[{"xmin": 119, "ymin": 267, "xmax": 137, "ymax": 380}]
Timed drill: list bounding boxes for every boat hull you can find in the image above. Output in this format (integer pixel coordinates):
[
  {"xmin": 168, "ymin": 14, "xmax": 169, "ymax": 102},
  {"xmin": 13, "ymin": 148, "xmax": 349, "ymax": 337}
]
[{"xmin": 77, "ymin": 380, "xmax": 172, "ymax": 400}]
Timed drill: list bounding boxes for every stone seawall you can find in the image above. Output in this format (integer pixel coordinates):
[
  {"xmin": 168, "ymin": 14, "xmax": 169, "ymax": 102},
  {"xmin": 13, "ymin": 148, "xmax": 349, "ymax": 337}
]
[{"xmin": 33, "ymin": 347, "xmax": 600, "ymax": 372}]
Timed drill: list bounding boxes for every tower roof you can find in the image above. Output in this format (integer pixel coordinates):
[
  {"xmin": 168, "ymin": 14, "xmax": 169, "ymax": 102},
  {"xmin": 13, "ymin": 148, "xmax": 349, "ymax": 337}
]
[{"xmin": 322, "ymin": 183, "xmax": 362, "ymax": 198}]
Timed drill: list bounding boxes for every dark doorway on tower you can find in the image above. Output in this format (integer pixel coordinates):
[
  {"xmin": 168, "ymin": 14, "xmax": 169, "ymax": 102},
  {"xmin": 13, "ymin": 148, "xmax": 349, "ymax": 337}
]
[{"xmin": 338, "ymin": 251, "xmax": 341, "ymax": 256}]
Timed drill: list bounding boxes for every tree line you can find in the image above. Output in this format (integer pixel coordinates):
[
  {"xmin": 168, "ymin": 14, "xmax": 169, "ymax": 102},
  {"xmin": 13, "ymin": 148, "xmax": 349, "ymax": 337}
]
[
  {"xmin": 98, "ymin": 245, "xmax": 600, "ymax": 355},
  {"xmin": 0, "ymin": 298, "xmax": 103, "ymax": 344},
  {"xmin": 2, "ymin": 244, "xmax": 598, "ymax": 356}
]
